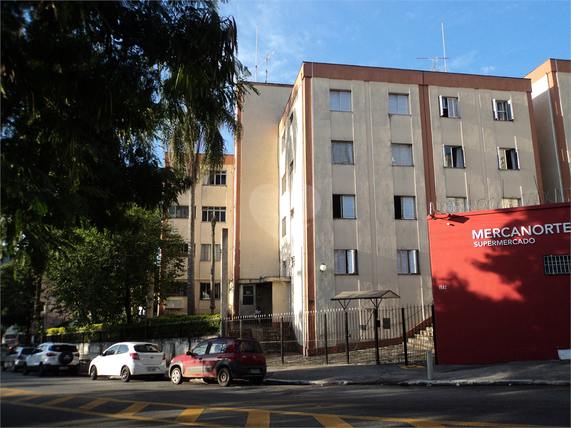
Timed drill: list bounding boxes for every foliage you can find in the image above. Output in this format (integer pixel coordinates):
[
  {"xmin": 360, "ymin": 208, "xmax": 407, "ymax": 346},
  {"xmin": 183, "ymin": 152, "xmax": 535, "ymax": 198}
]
[
  {"xmin": 47, "ymin": 206, "xmax": 186, "ymax": 325},
  {"xmin": 1, "ymin": 258, "xmax": 40, "ymax": 329}
]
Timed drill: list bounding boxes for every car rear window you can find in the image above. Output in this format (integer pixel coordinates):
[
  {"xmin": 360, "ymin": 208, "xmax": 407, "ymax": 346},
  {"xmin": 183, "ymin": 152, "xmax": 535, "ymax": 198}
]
[
  {"xmin": 50, "ymin": 344, "xmax": 78, "ymax": 352},
  {"xmin": 235, "ymin": 341, "xmax": 263, "ymax": 353},
  {"xmin": 21, "ymin": 348, "xmax": 34, "ymax": 355},
  {"xmin": 134, "ymin": 344, "xmax": 161, "ymax": 353}
]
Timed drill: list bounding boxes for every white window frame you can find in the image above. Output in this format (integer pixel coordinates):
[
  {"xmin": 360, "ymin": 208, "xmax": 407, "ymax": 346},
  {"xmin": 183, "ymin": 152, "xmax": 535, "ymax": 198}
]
[
  {"xmin": 394, "ymin": 196, "xmax": 416, "ymax": 220},
  {"xmin": 334, "ymin": 249, "xmax": 358, "ymax": 275},
  {"xmin": 439, "ymin": 96, "xmax": 460, "ymax": 118},
  {"xmin": 202, "ymin": 207, "xmax": 226, "ymax": 222},
  {"xmin": 391, "ymin": 144, "xmax": 413, "ymax": 166},
  {"xmin": 333, "ymin": 195, "xmax": 356, "ymax": 219},
  {"xmin": 498, "ymin": 148, "xmax": 520, "ymax": 170},
  {"xmin": 330, "ymin": 90, "xmax": 352, "ymax": 112},
  {"xmin": 200, "ymin": 244, "xmax": 221, "ymax": 261},
  {"xmin": 203, "ymin": 170, "xmax": 227, "ymax": 186},
  {"xmin": 200, "ymin": 282, "xmax": 221, "ymax": 300},
  {"xmin": 281, "ymin": 217, "xmax": 286, "ymax": 237},
  {"xmin": 397, "ymin": 250, "xmax": 419, "ymax": 274},
  {"xmin": 331, "ymin": 141, "xmax": 354, "ymax": 164},
  {"xmin": 169, "ymin": 205, "xmax": 189, "ymax": 218},
  {"xmin": 389, "ymin": 94, "xmax": 409, "ymax": 115},
  {"xmin": 443, "ymin": 146, "xmax": 465, "ymax": 168},
  {"xmin": 492, "ymin": 99, "xmax": 513, "ymax": 121}
]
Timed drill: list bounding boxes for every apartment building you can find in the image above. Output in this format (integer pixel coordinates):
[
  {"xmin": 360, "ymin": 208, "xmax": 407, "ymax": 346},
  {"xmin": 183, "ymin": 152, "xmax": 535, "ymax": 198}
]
[
  {"xmin": 166, "ymin": 155, "xmax": 234, "ymax": 316},
  {"xmin": 235, "ymin": 63, "xmax": 542, "ymax": 318},
  {"xmin": 526, "ymin": 59, "xmax": 571, "ymax": 200}
]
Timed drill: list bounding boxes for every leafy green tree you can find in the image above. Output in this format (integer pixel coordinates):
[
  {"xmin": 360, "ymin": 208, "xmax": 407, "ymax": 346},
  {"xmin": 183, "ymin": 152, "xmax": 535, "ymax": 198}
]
[
  {"xmin": 47, "ymin": 206, "xmax": 186, "ymax": 325},
  {"xmin": 1, "ymin": 258, "xmax": 40, "ymax": 332}
]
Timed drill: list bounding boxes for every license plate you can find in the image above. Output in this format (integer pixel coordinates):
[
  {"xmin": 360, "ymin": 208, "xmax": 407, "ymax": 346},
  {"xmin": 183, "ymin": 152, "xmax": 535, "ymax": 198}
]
[
  {"xmin": 59, "ymin": 366, "xmax": 68, "ymax": 370},
  {"xmin": 250, "ymin": 369, "xmax": 260, "ymax": 374},
  {"xmin": 147, "ymin": 367, "xmax": 158, "ymax": 372}
]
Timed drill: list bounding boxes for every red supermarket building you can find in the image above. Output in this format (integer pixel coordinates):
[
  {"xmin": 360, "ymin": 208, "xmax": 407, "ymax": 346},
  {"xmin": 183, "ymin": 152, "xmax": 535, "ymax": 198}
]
[{"xmin": 428, "ymin": 203, "xmax": 570, "ymax": 365}]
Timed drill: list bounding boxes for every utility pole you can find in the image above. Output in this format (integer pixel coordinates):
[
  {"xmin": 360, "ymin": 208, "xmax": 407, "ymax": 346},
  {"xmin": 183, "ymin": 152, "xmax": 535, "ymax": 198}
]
[
  {"xmin": 210, "ymin": 215, "xmax": 217, "ymax": 315},
  {"xmin": 220, "ymin": 228, "xmax": 228, "ymax": 337}
]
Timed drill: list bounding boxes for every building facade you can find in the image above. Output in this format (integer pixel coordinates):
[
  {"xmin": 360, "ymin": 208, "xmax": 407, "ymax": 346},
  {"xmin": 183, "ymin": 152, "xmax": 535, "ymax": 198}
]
[
  {"xmin": 166, "ymin": 155, "xmax": 235, "ymax": 316},
  {"xmin": 236, "ymin": 63, "xmax": 543, "ymax": 320},
  {"xmin": 525, "ymin": 59, "xmax": 571, "ymax": 201}
]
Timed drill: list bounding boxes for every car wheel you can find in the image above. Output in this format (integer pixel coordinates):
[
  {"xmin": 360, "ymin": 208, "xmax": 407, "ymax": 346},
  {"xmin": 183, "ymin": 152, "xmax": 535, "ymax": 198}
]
[
  {"xmin": 170, "ymin": 366, "xmax": 183, "ymax": 385},
  {"xmin": 120, "ymin": 366, "xmax": 131, "ymax": 382},
  {"xmin": 22, "ymin": 363, "xmax": 29, "ymax": 375},
  {"xmin": 217, "ymin": 367, "xmax": 232, "ymax": 387},
  {"xmin": 38, "ymin": 363, "xmax": 45, "ymax": 377},
  {"xmin": 90, "ymin": 366, "xmax": 98, "ymax": 380}
]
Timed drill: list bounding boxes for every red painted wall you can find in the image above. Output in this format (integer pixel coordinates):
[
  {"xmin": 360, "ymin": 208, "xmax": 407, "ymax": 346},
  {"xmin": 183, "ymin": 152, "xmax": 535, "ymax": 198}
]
[{"xmin": 428, "ymin": 203, "xmax": 570, "ymax": 365}]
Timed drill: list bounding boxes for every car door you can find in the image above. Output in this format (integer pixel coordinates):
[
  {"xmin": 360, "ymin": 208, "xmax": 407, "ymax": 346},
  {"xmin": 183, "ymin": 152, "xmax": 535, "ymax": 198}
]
[
  {"xmin": 202, "ymin": 341, "xmax": 227, "ymax": 379},
  {"xmin": 26, "ymin": 345, "xmax": 44, "ymax": 368},
  {"xmin": 182, "ymin": 341, "xmax": 209, "ymax": 378},
  {"xmin": 97, "ymin": 344, "xmax": 119, "ymax": 376}
]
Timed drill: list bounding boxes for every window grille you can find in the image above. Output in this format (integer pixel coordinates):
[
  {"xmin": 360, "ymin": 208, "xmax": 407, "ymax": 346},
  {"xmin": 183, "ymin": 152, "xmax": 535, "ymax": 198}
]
[{"xmin": 544, "ymin": 255, "xmax": 570, "ymax": 275}]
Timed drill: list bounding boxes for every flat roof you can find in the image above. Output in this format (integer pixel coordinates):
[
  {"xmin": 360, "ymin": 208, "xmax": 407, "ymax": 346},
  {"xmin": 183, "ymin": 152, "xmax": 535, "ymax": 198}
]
[{"xmin": 331, "ymin": 290, "xmax": 400, "ymax": 301}]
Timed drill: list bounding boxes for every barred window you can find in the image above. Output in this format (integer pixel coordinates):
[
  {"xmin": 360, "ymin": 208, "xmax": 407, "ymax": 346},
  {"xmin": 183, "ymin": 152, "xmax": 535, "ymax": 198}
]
[
  {"xmin": 202, "ymin": 207, "xmax": 226, "ymax": 222},
  {"xmin": 543, "ymin": 255, "xmax": 570, "ymax": 275}
]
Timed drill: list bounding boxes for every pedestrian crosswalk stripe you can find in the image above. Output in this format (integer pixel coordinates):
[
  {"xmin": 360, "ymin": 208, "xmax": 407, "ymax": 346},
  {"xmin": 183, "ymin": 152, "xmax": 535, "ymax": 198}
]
[
  {"xmin": 43, "ymin": 396, "xmax": 75, "ymax": 406},
  {"xmin": 117, "ymin": 402, "xmax": 148, "ymax": 416},
  {"xmin": 313, "ymin": 414, "xmax": 353, "ymax": 427},
  {"xmin": 245, "ymin": 410, "xmax": 270, "ymax": 427},
  {"xmin": 175, "ymin": 407, "xmax": 204, "ymax": 423},
  {"xmin": 77, "ymin": 398, "xmax": 109, "ymax": 411}
]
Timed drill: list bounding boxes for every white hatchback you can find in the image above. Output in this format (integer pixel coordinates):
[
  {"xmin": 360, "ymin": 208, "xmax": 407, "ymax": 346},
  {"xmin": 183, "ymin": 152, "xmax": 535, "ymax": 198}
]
[{"xmin": 88, "ymin": 342, "xmax": 166, "ymax": 382}]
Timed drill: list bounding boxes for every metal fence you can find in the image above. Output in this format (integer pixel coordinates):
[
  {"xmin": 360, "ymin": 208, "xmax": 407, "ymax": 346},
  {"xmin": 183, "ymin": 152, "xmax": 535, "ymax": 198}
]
[{"xmin": 222, "ymin": 303, "xmax": 435, "ymax": 366}]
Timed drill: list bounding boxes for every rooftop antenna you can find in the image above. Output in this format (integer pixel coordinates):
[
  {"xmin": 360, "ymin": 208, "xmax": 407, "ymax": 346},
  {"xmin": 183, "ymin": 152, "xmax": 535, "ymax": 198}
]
[
  {"xmin": 255, "ymin": 25, "xmax": 275, "ymax": 83},
  {"xmin": 417, "ymin": 22, "xmax": 449, "ymax": 72}
]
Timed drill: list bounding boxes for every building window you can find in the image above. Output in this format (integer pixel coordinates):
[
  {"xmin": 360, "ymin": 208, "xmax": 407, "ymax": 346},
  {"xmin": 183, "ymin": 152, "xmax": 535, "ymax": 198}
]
[
  {"xmin": 492, "ymin": 99, "xmax": 513, "ymax": 121},
  {"xmin": 334, "ymin": 249, "xmax": 358, "ymax": 275},
  {"xmin": 330, "ymin": 90, "xmax": 351, "ymax": 111},
  {"xmin": 243, "ymin": 285, "xmax": 254, "ymax": 305},
  {"xmin": 281, "ymin": 173, "xmax": 286, "ymax": 195},
  {"xmin": 389, "ymin": 94, "xmax": 409, "ymax": 115},
  {"xmin": 501, "ymin": 198, "xmax": 521, "ymax": 208},
  {"xmin": 167, "ymin": 281, "xmax": 187, "ymax": 296},
  {"xmin": 439, "ymin": 96, "xmax": 460, "ymax": 118},
  {"xmin": 282, "ymin": 217, "xmax": 286, "ymax": 237},
  {"xmin": 203, "ymin": 170, "xmax": 227, "ymax": 186},
  {"xmin": 169, "ymin": 205, "xmax": 189, "ymax": 218},
  {"xmin": 331, "ymin": 141, "xmax": 354, "ymax": 164},
  {"xmin": 333, "ymin": 195, "xmax": 356, "ymax": 219},
  {"xmin": 394, "ymin": 196, "xmax": 416, "ymax": 219},
  {"xmin": 200, "ymin": 244, "xmax": 221, "ymax": 261},
  {"xmin": 200, "ymin": 283, "xmax": 220, "ymax": 300},
  {"xmin": 180, "ymin": 243, "xmax": 189, "ymax": 255},
  {"xmin": 544, "ymin": 255, "xmax": 570, "ymax": 275},
  {"xmin": 397, "ymin": 250, "xmax": 419, "ymax": 274},
  {"xmin": 444, "ymin": 146, "xmax": 465, "ymax": 168},
  {"xmin": 202, "ymin": 207, "xmax": 226, "ymax": 222},
  {"xmin": 498, "ymin": 148, "xmax": 519, "ymax": 170},
  {"xmin": 445, "ymin": 197, "xmax": 467, "ymax": 213},
  {"xmin": 391, "ymin": 144, "xmax": 413, "ymax": 166}
]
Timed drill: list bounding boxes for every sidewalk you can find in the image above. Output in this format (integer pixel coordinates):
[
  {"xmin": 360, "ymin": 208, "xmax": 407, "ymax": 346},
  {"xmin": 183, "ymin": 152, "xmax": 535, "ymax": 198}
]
[{"xmin": 265, "ymin": 359, "xmax": 570, "ymax": 386}]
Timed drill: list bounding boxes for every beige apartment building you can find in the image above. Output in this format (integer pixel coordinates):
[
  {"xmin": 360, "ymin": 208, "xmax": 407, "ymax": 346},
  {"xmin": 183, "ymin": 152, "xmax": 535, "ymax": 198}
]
[
  {"xmin": 165, "ymin": 155, "xmax": 235, "ymax": 316},
  {"xmin": 526, "ymin": 59, "xmax": 571, "ymax": 200},
  {"xmin": 235, "ymin": 62, "xmax": 543, "ymax": 318}
]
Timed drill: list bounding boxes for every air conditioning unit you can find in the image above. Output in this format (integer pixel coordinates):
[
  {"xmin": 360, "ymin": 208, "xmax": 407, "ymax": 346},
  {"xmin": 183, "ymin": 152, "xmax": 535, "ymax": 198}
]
[{"xmin": 165, "ymin": 299, "xmax": 183, "ymax": 309}]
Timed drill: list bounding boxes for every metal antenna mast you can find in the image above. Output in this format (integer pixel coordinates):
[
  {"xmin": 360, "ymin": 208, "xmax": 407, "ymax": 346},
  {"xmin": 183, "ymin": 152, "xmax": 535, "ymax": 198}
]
[
  {"xmin": 441, "ymin": 22, "xmax": 448, "ymax": 72},
  {"xmin": 255, "ymin": 25, "xmax": 275, "ymax": 83},
  {"xmin": 417, "ymin": 22, "xmax": 449, "ymax": 72}
]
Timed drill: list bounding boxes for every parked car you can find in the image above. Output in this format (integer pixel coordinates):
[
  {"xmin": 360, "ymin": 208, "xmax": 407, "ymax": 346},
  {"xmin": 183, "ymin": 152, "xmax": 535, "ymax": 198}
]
[
  {"xmin": 3, "ymin": 346, "xmax": 34, "ymax": 372},
  {"xmin": 23, "ymin": 342, "xmax": 80, "ymax": 376},
  {"xmin": 89, "ymin": 342, "xmax": 167, "ymax": 382},
  {"xmin": 169, "ymin": 337, "xmax": 266, "ymax": 387},
  {"xmin": 1, "ymin": 343, "xmax": 11, "ymax": 369}
]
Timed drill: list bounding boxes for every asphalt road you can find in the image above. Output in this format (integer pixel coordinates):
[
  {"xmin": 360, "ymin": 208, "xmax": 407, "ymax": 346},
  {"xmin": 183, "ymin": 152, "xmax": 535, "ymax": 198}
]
[{"xmin": 1, "ymin": 370, "xmax": 569, "ymax": 427}]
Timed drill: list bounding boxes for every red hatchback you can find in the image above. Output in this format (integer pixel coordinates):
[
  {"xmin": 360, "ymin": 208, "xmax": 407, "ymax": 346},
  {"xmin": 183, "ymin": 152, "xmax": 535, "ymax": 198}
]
[{"xmin": 169, "ymin": 338, "xmax": 266, "ymax": 387}]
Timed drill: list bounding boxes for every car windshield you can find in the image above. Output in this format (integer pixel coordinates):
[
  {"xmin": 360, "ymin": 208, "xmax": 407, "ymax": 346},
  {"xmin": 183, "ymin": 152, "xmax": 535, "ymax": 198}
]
[
  {"xmin": 134, "ymin": 344, "xmax": 161, "ymax": 353},
  {"xmin": 50, "ymin": 344, "xmax": 78, "ymax": 352}
]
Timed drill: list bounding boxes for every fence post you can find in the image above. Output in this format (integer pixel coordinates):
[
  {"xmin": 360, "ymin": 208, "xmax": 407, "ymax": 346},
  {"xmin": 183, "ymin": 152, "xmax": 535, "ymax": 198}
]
[
  {"xmin": 239, "ymin": 319, "xmax": 243, "ymax": 339},
  {"xmin": 374, "ymin": 308, "xmax": 380, "ymax": 365},
  {"xmin": 401, "ymin": 307, "xmax": 408, "ymax": 366},
  {"xmin": 345, "ymin": 311, "xmax": 350, "ymax": 364},
  {"xmin": 280, "ymin": 317, "xmax": 284, "ymax": 364},
  {"xmin": 431, "ymin": 303, "xmax": 438, "ymax": 365},
  {"xmin": 324, "ymin": 313, "xmax": 328, "ymax": 365}
]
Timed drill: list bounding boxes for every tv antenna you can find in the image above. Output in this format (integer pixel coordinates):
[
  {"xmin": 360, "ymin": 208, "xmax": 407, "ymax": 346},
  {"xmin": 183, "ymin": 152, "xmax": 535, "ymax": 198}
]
[
  {"xmin": 417, "ymin": 22, "xmax": 449, "ymax": 72},
  {"xmin": 255, "ymin": 25, "xmax": 276, "ymax": 83}
]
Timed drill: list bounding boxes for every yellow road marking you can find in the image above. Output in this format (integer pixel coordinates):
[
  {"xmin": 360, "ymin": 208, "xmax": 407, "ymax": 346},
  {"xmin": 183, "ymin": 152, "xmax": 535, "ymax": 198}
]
[
  {"xmin": 245, "ymin": 410, "xmax": 270, "ymax": 427},
  {"xmin": 13, "ymin": 394, "xmax": 47, "ymax": 402},
  {"xmin": 43, "ymin": 396, "xmax": 75, "ymax": 406},
  {"xmin": 1, "ymin": 390, "xmax": 25, "ymax": 397},
  {"xmin": 175, "ymin": 407, "xmax": 204, "ymax": 424},
  {"xmin": 117, "ymin": 402, "xmax": 148, "ymax": 416},
  {"xmin": 313, "ymin": 414, "xmax": 353, "ymax": 427},
  {"xmin": 77, "ymin": 398, "xmax": 109, "ymax": 411},
  {"xmin": 1, "ymin": 387, "xmax": 554, "ymax": 428}
]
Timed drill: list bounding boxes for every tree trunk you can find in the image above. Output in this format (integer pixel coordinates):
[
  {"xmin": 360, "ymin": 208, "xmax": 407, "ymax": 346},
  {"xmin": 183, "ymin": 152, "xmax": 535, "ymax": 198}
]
[{"xmin": 186, "ymin": 160, "xmax": 198, "ymax": 315}]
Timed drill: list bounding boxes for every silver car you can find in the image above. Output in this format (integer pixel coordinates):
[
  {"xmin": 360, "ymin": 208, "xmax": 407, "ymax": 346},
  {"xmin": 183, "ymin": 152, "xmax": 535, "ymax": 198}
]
[{"xmin": 3, "ymin": 346, "xmax": 34, "ymax": 372}]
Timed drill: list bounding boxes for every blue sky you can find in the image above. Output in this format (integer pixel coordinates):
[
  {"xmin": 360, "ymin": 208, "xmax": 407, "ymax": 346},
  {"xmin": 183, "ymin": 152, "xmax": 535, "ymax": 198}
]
[{"xmin": 216, "ymin": 0, "xmax": 570, "ymax": 151}]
